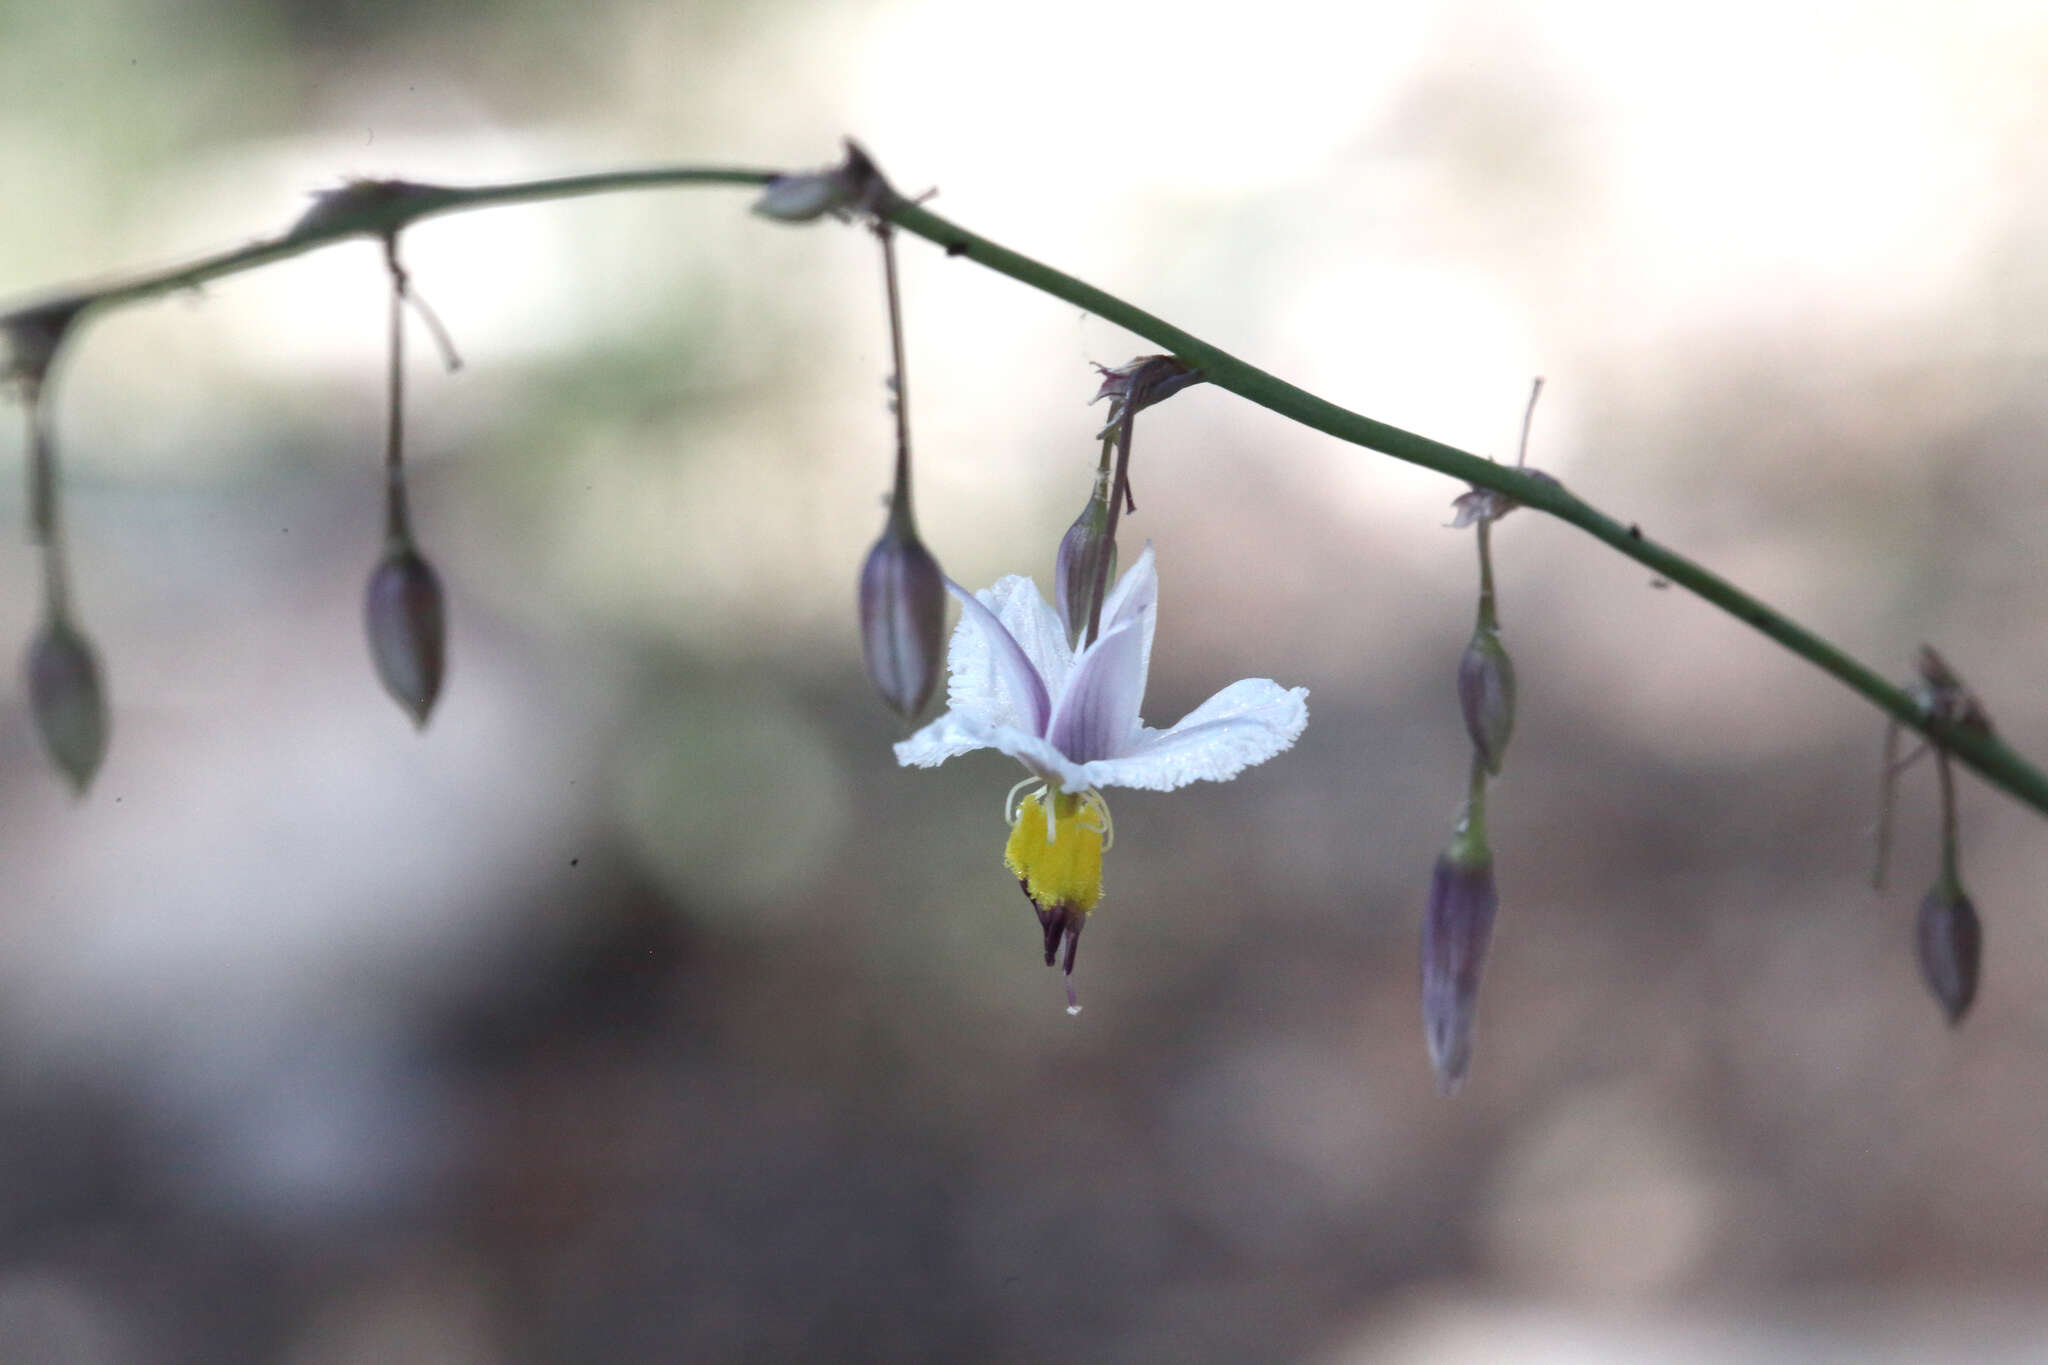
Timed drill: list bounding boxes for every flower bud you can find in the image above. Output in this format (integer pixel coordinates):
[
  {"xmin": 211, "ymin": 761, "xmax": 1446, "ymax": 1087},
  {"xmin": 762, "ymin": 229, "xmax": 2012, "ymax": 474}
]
[
  {"xmin": 365, "ymin": 547, "xmax": 446, "ymax": 727},
  {"xmin": 1054, "ymin": 482, "xmax": 1117, "ymax": 649},
  {"xmin": 1458, "ymin": 626, "xmax": 1516, "ymax": 776},
  {"xmin": 858, "ymin": 518, "xmax": 947, "ymax": 717},
  {"xmin": 27, "ymin": 616, "xmax": 108, "ymax": 794},
  {"xmin": 1915, "ymin": 883, "xmax": 1981, "ymax": 1025},
  {"xmin": 1421, "ymin": 839, "xmax": 1498, "ymax": 1095}
]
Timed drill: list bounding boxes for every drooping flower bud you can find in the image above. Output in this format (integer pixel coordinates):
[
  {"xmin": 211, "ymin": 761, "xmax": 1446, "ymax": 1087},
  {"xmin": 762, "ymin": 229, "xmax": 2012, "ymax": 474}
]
[
  {"xmin": 1915, "ymin": 883, "xmax": 1981, "ymax": 1025},
  {"xmin": 1421, "ymin": 828, "xmax": 1498, "ymax": 1095},
  {"xmin": 1054, "ymin": 473, "xmax": 1117, "ymax": 649},
  {"xmin": 27, "ymin": 615, "xmax": 108, "ymax": 794},
  {"xmin": 858, "ymin": 516, "xmax": 947, "ymax": 717},
  {"xmin": 365, "ymin": 547, "xmax": 446, "ymax": 727},
  {"xmin": 1458, "ymin": 625, "xmax": 1516, "ymax": 776}
]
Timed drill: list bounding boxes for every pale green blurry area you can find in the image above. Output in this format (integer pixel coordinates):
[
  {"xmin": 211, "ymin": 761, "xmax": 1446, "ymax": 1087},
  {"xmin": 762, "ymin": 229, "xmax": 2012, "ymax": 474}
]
[{"xmin": 4, "ymin": 1, "xmax": 2048, "ymax": 1361}]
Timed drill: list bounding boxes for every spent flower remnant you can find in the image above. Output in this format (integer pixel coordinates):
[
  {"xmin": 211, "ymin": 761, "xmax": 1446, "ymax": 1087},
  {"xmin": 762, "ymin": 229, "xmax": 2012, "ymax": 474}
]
[{"xmin": 897, "ymin": 544, "xmax": 1307, "ymax": 1010}]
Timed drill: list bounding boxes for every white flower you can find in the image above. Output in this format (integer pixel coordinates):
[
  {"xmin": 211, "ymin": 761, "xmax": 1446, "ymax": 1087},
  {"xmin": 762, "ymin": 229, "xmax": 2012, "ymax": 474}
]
[
  {"xmin": 895, "ymin": 542, "xmax": 1309, "ymax": 794},
  {"xmin": 895, "ymin": 543, "xmax": 1308, "ymax": 1010}
]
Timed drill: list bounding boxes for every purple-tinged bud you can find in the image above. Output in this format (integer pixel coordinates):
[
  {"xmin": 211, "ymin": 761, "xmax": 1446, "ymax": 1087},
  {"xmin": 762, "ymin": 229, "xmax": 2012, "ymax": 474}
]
[
  {"xmin": 27, "ymin": 616, "xmax": 109, "ymax": 795},
  {"xmin": 1054, "ymin": 480, "xmax": 1117, "ymax": 649},
  {"xmin": 1421, "ymin": 840, "xmax": 1498, "ymax": 1095},
  {"xmin": 1458, "ymin": 626, "xmax": 1516, "ymax": 776},
  {"xmin": 1915, "ymin": 884, "xmax": 1981, "ymax": 1025},
  {"xmin": 365, "ymin": 547, "xmax": 446, "ymax": 728},
  {"xmin": 858, "ymin": 518, "xmax": 947, "ymax": 718}
]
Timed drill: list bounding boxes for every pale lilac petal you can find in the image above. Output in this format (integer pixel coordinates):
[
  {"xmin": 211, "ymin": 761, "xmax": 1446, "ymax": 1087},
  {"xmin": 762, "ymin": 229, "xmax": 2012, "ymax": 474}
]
[
  {"xmin": 985, "ymin": 573, "xmax": 1074, "ymax": 700},
  {"xmin": 1094, "ymin": 541, "xmax": 1157, "ymax": 693},
  {"xmin": 1047, "ymin": 619, "xmax": 1149, "ymax": 764},
  {"xmin": 1098, "ymin": 541, "xmax": 1156, "ymax": 635},
  {"xmin": 893, "ymin": 710, "xmax": 989, "ymax": 769},
  {"xmin": 940, "ymin": 580, "xmax": 1052, "ymax": 736},
  {"xmin": 1079, "ymin": 679, "xmax": 1308, "ymax": 792},
  {"xmin": 981, "ymin": 725, "xmax": 1092, "ymax": 791},
  {"xmin": 893, "ymin": 709, "xmax": 1089, "ymax": 790}
]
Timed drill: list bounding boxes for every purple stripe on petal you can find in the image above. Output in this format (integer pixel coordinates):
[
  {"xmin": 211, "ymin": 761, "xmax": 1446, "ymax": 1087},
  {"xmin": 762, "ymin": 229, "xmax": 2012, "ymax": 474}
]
[
  {"xmin": 1047, "ymin": 620, "xmax": 1147, "ymax": 764},
  {"xmin": 947, "ymin": 582, "xmax": 1052, "ymax": 737}
]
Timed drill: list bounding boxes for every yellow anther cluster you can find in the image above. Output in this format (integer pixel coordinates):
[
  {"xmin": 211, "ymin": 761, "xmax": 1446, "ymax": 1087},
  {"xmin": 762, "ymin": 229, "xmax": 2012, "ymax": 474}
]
[{"xmin": 1003, "ymin": 789, "xmax": 1106, "ymax": 915}]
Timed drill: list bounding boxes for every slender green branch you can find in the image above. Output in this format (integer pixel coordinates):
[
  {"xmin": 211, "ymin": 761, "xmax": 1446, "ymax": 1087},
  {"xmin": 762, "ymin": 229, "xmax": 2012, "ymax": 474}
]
[
  {"xmin": 3, "ymin": 167, "xmax": 777, "ymax": 329},
  {"xmin": 883, "ymin": 198, "xmax": 2048, "ymax": 819},
  {"xmin": 4, "ymin": 157, "xmax": 2045, "ymax": 818}
]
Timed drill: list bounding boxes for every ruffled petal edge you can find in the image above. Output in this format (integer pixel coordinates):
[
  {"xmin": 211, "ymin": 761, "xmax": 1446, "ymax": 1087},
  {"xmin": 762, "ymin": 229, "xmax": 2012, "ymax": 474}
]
[
  {"xmin": 893, "ymin": 709, "xmax": 1091, "ymax": 790},
  {"xmin": 1078, "ymin": 679, "xmax": 1308, "ymax": 792}
]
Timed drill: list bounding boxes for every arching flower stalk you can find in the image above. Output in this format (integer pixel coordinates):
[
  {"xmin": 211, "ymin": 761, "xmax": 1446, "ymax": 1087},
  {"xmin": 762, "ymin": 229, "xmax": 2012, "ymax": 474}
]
[
  {"xmin": 897, "ymin": 544, "xmax": 1308, "ymax": 1011},
  {"xmin": 854, "ymin": 202, "xmax": 948, "ymax": 718},
  {"xmin": 1422, "ymin": 379, "xmax": 1547, "ymax": 1089},
  {"xmin": 1447, "ymin": 378, "xmax": 1546, "ymax": 774},
  {"xmin": 1878, "ymin": 648, "xmax": 1993, "ymax": 1023},
  {"xmin": 9, "ymin": 304, "xmax": 110, "ymax": 794},
  {"xmin": 364, "ymin": 230, "xmax": 459, "ymax": 728}
]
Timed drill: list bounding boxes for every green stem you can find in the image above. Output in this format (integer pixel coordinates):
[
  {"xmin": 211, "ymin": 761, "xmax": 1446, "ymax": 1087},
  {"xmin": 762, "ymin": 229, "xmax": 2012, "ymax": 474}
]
[
  {"xmin": 1474, "ymin": 518, "xmax": 1499, "ymax": 634},
  {"xmin": 24, "ymin": 390, "xmax": 70, "ymax": 621},
  {"xmin": 382, "ymin": 236, "xmax": 412, "ymax": 551},
  {"xmin": 5, "ymin": 158, "xmax": 2046, "ymax": 819},
  {"xmin": 874, "ymin": 224, "xmax": 915, "ymax": 533},
  {"xmin": 1449, "ymin": 750, "xmax": 1491, "ymax": 865},
  {"xmin": 5, "ymin": 168, "xmax": 776, "ymax": 326},
  {"xmin": 883, "ymin": 198, "xmax": 2048, "ymax": 820},
  {"xmin": 1936, "ymin": 749, "xmax": 1963, "ymax": 893}
]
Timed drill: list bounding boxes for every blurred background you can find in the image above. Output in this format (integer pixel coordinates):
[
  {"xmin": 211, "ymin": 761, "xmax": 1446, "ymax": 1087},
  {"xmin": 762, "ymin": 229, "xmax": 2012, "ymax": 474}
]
[{"xmin": 4, "ymin": 1, "xmax": 2048, "ymax": 1360}]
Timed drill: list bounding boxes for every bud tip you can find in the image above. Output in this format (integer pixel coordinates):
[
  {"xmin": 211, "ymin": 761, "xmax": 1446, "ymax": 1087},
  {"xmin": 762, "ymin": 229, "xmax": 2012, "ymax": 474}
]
[
  {"xmin": 27, "ymin": 617, "xmax": 109, "ymax": 795},
  {"xmin": 365, "ymin": 547, "xmax": 446, "ymax": 727},
  {"xmin": 1915, "ymin": 885, "xmax": 1981, "ymax": 1025},
  {"xmin": 1422, "ymin": 849, "xmax": 1499, "ymax": 1095}
]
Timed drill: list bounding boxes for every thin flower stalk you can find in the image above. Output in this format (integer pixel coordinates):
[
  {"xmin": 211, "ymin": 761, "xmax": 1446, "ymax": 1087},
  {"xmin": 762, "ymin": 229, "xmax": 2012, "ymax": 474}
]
[
  {"xmin": 364, "ymin": 232, "xmax": 451, "ymax": 727},
  {"xmin": 855, "ymin": 218, "xmax": 948, "ymax": 717}
]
